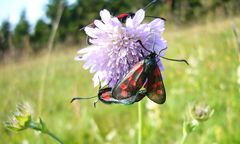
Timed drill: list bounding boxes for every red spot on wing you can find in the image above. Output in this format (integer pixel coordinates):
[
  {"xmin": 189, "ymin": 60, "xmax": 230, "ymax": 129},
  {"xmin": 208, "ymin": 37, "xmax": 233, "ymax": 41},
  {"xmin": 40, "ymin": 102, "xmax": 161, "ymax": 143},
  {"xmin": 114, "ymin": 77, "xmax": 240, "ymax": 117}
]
[
  {"xmin": 130, "ymin": 79, "xmax": 136, "ymax": 87},
  {"xmin": 154, "ymin": 68, "xmax": 160, "ymax": 76},
  {"xmin": 117, "ymin": 13, "xmax": 129, "ymax": 19},
  {"xmin": 121, "ymin": 91, "xmax": 128, "ymax": 97},
  {"xmin": 120, "ymin": 84, "xmax": 127, "ymax": 90},
  {"xmin": 102, "ymin": 92, "xmax": 110, "ymax": 100},
  {"xmin": 128, "ymin": 76, "xmax": 132, "ymax": 81},
  {"xmin": 156, "ymin": 81, "xmax": 161, "ymax": 86},
  {"xmin": 157, "ymin": 90, "xmax": 163, "ymax": 95},
  {"xmin": 152, "ymin": 83, "xmax": 157, "ymax": 89}
]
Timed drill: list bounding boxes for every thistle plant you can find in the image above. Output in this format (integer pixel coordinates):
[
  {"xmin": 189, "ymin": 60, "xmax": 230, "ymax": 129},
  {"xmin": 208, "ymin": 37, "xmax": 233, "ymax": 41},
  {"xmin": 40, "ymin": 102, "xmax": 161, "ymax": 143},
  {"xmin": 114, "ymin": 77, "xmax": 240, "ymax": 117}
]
[
  {"xmin": 181, "ymin": 102, "xmax": 214, "ymax": 144},
  {"xmin": 4, "ymin": 102, "xmax": 64, "ymax": 144}
]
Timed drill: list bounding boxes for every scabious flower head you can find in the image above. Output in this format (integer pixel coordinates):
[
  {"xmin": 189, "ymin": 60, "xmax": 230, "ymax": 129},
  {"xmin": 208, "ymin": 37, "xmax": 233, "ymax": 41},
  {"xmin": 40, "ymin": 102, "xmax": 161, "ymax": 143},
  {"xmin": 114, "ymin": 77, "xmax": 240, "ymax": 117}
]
[
  {"xmin": 5, "ymin": 103, "xmax": 32, "ymax": 131},
  {"xmin": 76, "ymin": 9, "xmax": 167, "ymax": 87}
]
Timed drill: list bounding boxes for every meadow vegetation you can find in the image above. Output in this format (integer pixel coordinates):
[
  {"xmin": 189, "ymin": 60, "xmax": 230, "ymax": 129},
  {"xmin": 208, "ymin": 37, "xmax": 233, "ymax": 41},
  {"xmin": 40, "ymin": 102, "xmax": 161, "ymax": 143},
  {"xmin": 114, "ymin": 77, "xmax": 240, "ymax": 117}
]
[{"xmin": 0, "ymin": 17, "xmax": 240, "ymax": 144}]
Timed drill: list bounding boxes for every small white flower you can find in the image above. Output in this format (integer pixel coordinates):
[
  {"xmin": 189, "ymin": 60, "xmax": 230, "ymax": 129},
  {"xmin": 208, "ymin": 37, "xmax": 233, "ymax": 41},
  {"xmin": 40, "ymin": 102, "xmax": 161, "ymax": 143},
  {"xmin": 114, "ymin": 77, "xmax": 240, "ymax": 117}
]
[
  {"xmin": 146, "ymin": 99, "xmax": 162, "ymax": 127},
  {"xmin": 128, "ymin": 128, "xmax": 135, "ymax": 138},
  {"xmin": 76, "ymin": 9, "xmax": 167, "ymax": 87},
  {"xmin": 106, "ymin": 129, "xmax": 117, "ymax": 141},
  {"xmin": 22, "ymin": 139, "xmax": 29, "ymax": 144},
  {"xmin": 186, "ymin": 56, "xmax": 199, "ymax": 76}
]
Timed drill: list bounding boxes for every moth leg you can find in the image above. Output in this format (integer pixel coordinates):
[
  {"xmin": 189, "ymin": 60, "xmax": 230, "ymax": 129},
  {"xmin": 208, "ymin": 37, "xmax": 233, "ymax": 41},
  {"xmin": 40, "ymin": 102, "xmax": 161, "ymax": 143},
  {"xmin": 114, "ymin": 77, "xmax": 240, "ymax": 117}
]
[
  {"xmin": 93, "ymin": 99, "xmax": 99, "ymax": 108},
  {"xmin": 140, "ymin": 50, "xmax": 145, "ymax": 57},
  {"xmin": 87, "ymin": 36, "xmax": 93, "ymax": 45},
  {"xmin": 127, "ymin": 60, "xmax": 131, "ymax": 70},
  {"xmin": 107, "ymin": 79, "xmax": 112, "ymax": 86}
]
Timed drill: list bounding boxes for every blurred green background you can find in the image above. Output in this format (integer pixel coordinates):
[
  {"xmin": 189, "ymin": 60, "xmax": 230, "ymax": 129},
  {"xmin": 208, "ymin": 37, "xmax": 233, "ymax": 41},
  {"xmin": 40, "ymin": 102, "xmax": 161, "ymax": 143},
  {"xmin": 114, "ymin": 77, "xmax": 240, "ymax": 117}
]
[{"xmin": 0, "ymin": 0, "xmax": 240, "ymax": 143}]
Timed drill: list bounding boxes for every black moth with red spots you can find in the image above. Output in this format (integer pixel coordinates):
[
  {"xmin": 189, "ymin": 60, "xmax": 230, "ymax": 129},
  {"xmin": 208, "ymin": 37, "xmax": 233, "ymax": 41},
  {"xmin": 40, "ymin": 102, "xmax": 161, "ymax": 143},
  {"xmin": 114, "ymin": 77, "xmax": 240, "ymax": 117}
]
[
  {"xmin": 71, "ymin": 39, "xmax": 188, "ymax": 106},
  {"xmin": 71, "ymin": 41, "xmax": 166, "ymax": 105},
  {"xmin": 98, "ymin": 41, "xmax": 167, "ymax": 105},
  {"xmin": 72, "ymin": 39, "xmax": 168, "ymax": 105}
]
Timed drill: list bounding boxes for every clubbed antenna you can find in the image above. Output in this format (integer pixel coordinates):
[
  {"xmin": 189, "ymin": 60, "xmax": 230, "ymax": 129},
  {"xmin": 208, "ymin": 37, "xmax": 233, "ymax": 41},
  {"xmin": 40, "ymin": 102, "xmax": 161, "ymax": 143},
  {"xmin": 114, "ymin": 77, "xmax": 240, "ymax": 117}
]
[
  {"xmin": 145, "ymin": 15, "xmax": 166, "ymax": 21},
  {"xmin": 159, "ymin": 56, "xmax": 189, "ymax": 65},
  {"xmin": 70, "ymin": 96, "xmax": 97, "ymax": 103},
  {"xmin": 158, "ymin": 47, "xmax": 189, "ymax": 65},
  {"xmin": 137, "ymin": 40, "xmax": 189, "ymax": 65}
]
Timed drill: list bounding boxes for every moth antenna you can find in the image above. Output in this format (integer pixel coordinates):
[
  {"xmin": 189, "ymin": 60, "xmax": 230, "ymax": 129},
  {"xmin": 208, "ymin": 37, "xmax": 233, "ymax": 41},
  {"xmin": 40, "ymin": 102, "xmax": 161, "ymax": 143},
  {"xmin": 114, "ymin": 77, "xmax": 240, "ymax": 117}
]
[
  {"xmin": 152, "ymin": 34, "xmax": 157, "ymax": 52},
  {"xmin": 140, "ymin": 50, "xmax": 145, "ymax": 57},
  {"xmin": 157, "ymin": 47, "xmax": 168, "ymax": 56},
  {"xmin": 142, "ymin": 0, "xmax": 157, "ymax": 10},
  {"xmin": 156, "ymin": 47, "xmax": 188, "ymax": 65},
  {"xmin": 70, "ymin": 96, "xmax": 97, "ymax": 103},
  {"xmin": 159, "ymin": 56, "xmax": 189, "ymax": 65},
  {"xmin": 137, "ymin": 40, "xmax": 152, "ymax": 53},
  {"xmin": 145, "ymin": 15, "xmax": 166, "ymax": 21}
]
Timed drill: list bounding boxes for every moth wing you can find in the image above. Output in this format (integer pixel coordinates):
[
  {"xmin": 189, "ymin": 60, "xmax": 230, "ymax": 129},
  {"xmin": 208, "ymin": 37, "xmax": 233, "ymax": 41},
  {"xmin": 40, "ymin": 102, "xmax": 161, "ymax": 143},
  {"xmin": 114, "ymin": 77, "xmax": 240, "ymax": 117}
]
[
  {"xmin": 112, "ymin": 60, "xmax": 147, "ymax": 100},
  {"xmin": 144, "ymin": 64, "xmax": 166, "ymax": 104},
  {"xmin": 100, "ymin": 90, "xmax": 147, "ymax": 105}
]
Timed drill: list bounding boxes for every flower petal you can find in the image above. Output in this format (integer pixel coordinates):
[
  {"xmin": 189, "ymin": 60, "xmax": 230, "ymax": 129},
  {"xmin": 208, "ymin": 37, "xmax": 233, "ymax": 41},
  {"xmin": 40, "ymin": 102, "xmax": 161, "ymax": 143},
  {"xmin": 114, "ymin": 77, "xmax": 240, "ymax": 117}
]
[
  {"xmin": 77, "ymin": 46, "xmax": 98, "ymax": 54},
  {"xmin": 94, "ymin": 20, "xmax": 108, "ymax": 32},
  {"xmin": 126, "ymin": 17, "xmax": 133, "ymax": 28},
  {"xmin": 133, "ymin": 9, "xmax": 145, "ymax": 26},
  {"xmin": 111, "ymin": 17, "xmax": 122, "ymax": 27},
  {"xmin": 148, "ymin": 18, "xmax": 165, "ymax": 32},
  {"xmin": 100, "ymin": 9, "xmax": 111, "ymax": 24},
  {"xmin": 84, "ymin": 27, "xmax": 98, "ymax": 38}
]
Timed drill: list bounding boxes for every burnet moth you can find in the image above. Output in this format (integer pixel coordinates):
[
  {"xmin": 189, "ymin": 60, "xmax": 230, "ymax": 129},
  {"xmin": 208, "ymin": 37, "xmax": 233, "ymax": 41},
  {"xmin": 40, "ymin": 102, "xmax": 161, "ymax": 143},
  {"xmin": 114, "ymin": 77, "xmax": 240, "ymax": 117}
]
[
  {"xmin": 71, "ymin": 40, "xmax": 188, "ymax": 106},
  {"xmin": 70, "ymin": 60, "xmax": 149, "ymax": 106}
]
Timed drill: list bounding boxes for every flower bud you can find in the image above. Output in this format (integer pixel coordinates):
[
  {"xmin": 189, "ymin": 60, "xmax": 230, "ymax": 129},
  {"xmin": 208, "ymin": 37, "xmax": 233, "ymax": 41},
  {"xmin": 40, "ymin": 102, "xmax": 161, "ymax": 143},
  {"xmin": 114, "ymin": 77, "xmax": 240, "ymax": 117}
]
[
  {"xmin": 183, "ymin": 119, "xmax": 199, "ymax": 134},
  {"xmin": 190, "ymin": 102, "xmax": 214, "ymax": 122}
]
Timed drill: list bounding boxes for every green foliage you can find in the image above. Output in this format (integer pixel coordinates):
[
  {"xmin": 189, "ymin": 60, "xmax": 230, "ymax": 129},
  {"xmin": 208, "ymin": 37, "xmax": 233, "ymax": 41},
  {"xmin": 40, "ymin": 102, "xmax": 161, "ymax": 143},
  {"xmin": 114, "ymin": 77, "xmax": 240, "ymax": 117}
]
[
  {"xmin": 0, "ymin": 20, "xmax": 11, "ymax": 57},
  {"xmin": 0, "ymin": 18, "xmax": 239, "ymax": 143},
  {"xmin": 13, "ymin": 10, "xmax": 30, "ymax": 49},
  {"xmin": 31, "ymin": 19, "xmax": 50, "ymax": 52},
  {"xmin": 0, "ymin": 0, "xmax": 240, "ymax": 56}
]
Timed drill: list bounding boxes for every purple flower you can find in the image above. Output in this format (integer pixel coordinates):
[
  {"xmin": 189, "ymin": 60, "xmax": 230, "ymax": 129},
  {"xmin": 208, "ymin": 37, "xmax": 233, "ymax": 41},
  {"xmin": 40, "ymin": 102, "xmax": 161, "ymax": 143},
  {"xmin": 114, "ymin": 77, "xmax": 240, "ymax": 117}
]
[{"xmin": 76, "ymin": 9, "xmax": 167, "ymax": 87}]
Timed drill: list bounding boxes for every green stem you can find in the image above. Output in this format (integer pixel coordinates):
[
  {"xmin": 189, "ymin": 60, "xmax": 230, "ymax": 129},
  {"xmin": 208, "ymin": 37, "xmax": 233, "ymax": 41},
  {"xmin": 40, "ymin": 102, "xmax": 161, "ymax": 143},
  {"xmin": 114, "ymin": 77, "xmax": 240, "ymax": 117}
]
[
  {"xmin": 38, "ymin": 0, "xmax": 64, "ymax": 116},
  {"xmin": 29, "ymin": 121, "xmax": 64, "ymax": 144},
  {"xmin": 180, "ymin": 132, "xmax": 188, "ymax": 144},
  {"xmin": 45, "ymin": 131, "xmax": 64, "ymax": 144},
  {"xmin": 138, "ymin": 101, "xmax": 142, "ymax": 144}
]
